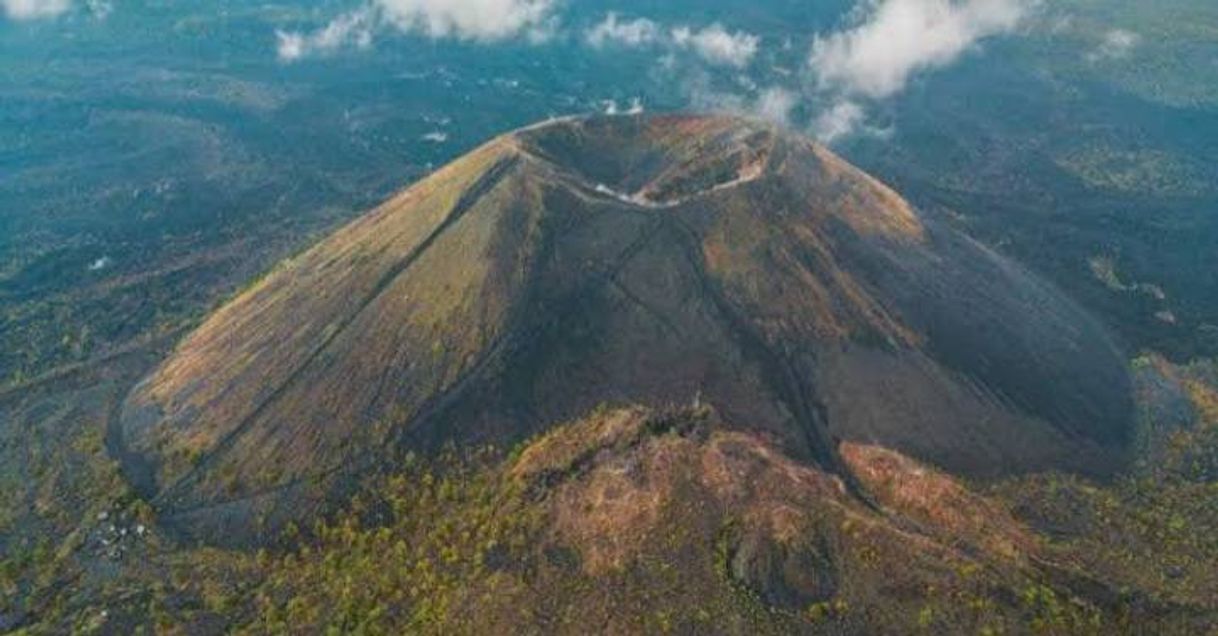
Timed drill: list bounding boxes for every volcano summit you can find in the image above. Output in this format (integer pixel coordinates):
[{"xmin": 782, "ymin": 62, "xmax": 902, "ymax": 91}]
[{"xmin": 115, "ymin": 114, "xmax": 1134, "ymax": 544}]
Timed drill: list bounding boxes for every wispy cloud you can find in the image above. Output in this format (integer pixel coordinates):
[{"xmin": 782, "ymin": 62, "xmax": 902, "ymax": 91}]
[
  {"xmin": 671, "ymin": 24, "xmax": 759, "ymax": 68},
  {"xmin": 377, "ymin": 0, "xmax": 557, "ymax": 42},
  {"xmin": 812, "ymin": 100, "xmax": 867, "ymax": 143},
  {"xmin": 585, "ymin": 14, "xmax": 760, "ymax": 68},
  {"xmin": 585, "ymin": 13, "xmax": 661, "ymax": 48},
  {"xmin": 584, "ymin": 2, "xmax": 1034, "ymax": 142},
  {"xmin": 270, "ymin": 0, "xmax": 1037, "ymax": 147},
  {"xmin": 2, "ymin": 0, "xmax": 71, "ymax": 20},
  {"xmin": 807, "ymin": 0, "xmax": 1036, "ymax": 141},
  {"xmin": 810, "ymin": 0, "xmax": 1032, "ymax": 100},
  {"xmin": 277, "ymin": 8, "xmax": 376, "ymax": 62},
  {"xmin": 1087, "ymin": 28, "xmax": 1140, "ymax": 62},
  {"xmin": 753, "ymin": 87, "xmax": 798, "ymax": 125},
  {"xmin": 277, "ymin": 0, "xmax": 559, "ymax": 62}
]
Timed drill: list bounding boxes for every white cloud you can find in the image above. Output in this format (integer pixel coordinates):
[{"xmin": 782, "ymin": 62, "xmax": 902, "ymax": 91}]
[
  {"xmin": 813, "ymin": 100, "xmax": 866, "ymax": 143},
  {"xmin": 2, "ymin": 0, "xmax": 71, "ymax": 20},
  {"xmin": 275, "ymin": 32, "xmax": 306, "ymax": 61},
  {"xmin": 585, "ymin": 14, "xmax": 759, "ymax": 68},
  {"xmin": 585, "ymin": 13, "xmax": 660, "ymax": 48},
  {"xmin": 376, "ymin": 0, "xmax": 557, "ymax": 42},
  {"xmin": 585, "ymin": 3, "xmax": 1029, "ymax": 143},
  {"xmin": 671, "ymin": 24, "xmax": 760, "ymax": 68},
  {"xmin": 674, "ymin": 68, "xmax": 798, "ymax": 128},
  {"xmin": 804, "ymin": 0, "xmax": 1034, "ymax": 142},
  {"xmin": 810, "ymin": 0, "xmax": 1034, "ymax": 100},
  {"xmin": 754, "ymin": 87, "xmax": 797, "ymax": 125},
  {"xmin": 277, "ymin": 0, "xmax": 559, "ymax": 61},
  {"xmin": 276, "ymin": 8, "xmax": 376, "ymax": 62},
  {"xmin": 1087, "ymin": 28, "xmax": 1140, "ymax": 62}
]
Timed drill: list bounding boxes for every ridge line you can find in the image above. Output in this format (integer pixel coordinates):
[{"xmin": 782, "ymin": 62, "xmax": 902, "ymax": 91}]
[{"xmin": 155, "ymin": 155, "xmax": 522, "ymax": 505}]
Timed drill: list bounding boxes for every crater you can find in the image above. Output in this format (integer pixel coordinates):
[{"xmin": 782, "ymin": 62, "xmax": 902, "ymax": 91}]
[{"xmin": 516, "ymin": 114, "xmax": 776, "ymax": 208}]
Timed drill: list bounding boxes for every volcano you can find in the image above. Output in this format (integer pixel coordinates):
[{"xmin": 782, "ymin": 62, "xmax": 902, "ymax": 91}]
[{"xmin": 115, "ymin": 114, "xmax": 1134, "ymax": 544}]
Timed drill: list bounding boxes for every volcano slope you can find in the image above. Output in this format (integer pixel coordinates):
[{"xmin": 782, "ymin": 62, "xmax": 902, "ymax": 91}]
[{"xmin": 115, "ymin": 114, "xmax": 1134, "ymax": 545}]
